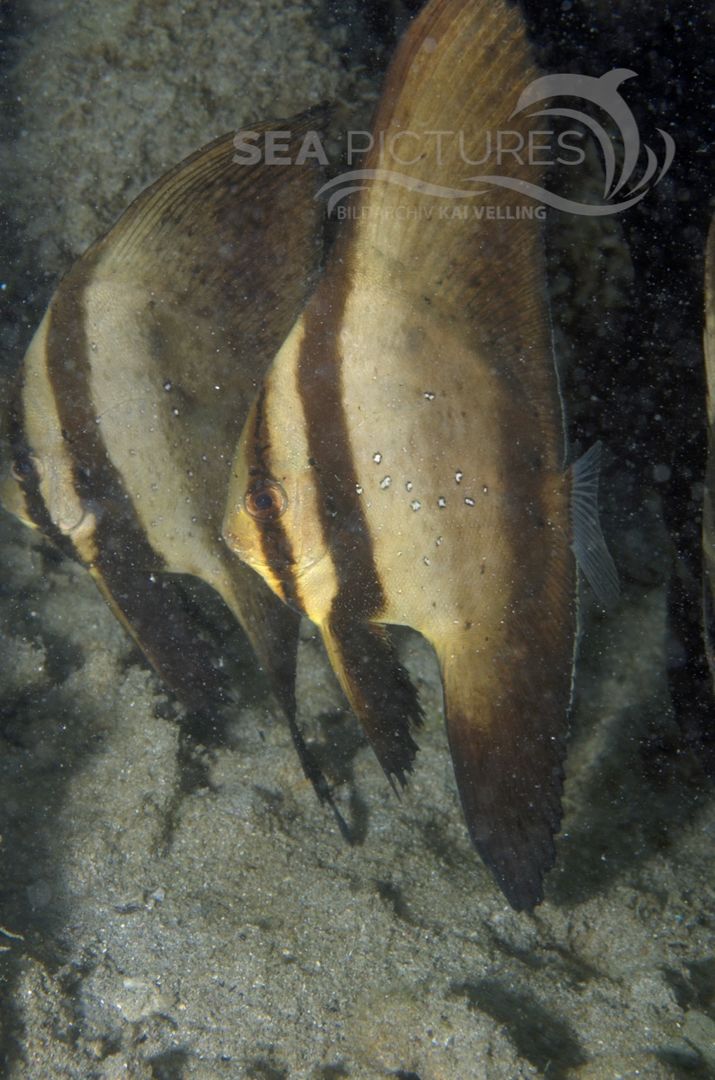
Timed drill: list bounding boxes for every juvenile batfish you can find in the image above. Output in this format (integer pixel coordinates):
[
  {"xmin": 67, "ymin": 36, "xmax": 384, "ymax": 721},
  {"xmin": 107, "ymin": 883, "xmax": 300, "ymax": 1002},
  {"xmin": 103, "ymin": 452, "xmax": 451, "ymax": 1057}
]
[
  {"xmin": 1, "ymin": 110, "xmax": 338, "ymax": 812},
  {"xmin": 703, "ymin": 215, "xmax": 715, "ymax": 685},
  {"xmin": 223, "ymin": 0, "xmax": 618, "ymax": 908}
]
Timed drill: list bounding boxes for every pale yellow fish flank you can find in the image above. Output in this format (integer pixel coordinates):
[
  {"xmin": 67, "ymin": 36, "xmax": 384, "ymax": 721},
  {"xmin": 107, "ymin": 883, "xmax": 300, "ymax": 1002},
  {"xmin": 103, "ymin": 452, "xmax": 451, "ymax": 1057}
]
[
  {"xmin": 18, "ymin": 312, "xmax": 98, "ymax": 560},
  {"xmin": 224, "ymin": 318, "xmax": 340, "ymax": 620},
  {"xmin": 82, "ymin": 275, "xmax": 251, "ymax": 610},
  {"xmin": 337, "ymin": 281, "xmax": 564, "ymax": 639}
]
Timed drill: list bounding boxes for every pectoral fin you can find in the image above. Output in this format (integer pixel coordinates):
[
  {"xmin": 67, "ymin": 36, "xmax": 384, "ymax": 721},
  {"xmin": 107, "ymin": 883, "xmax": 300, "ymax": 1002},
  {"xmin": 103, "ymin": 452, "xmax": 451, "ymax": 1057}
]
[
  {"xmin": 571, "ymin": 443, "xmax": 620, "ymax": 608},
  {"xmin": 321, "ymin": 616, "xmax": 423, "ymax": 789}
]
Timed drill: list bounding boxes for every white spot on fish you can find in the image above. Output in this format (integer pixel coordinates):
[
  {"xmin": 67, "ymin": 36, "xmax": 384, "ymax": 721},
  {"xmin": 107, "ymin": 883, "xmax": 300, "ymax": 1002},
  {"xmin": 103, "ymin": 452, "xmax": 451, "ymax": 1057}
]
[
  {"xmin": 356, "ymin": 484, "xmax": 363, "ymax": 495},
  {"xmin": 405, "ymin": 481, "xmax": 413, "ymax": 492},
  {"xmin": 455, "ymin": 470, "xmax": 463, "ymax": 484},
  {"xmin": 465, "ymin": 497, "xmax": 475, "ymax": 507},
  {"xmin": 435, "ymin": 536, "xmax": 443, "ymax": 546},
  {"xmin": 423, "ymin": 556, "xmax": 431, "ymax": 566},
  {"xmin": 410, "ymin": 500, "xmax": 422, "ymax": 512},
  {"xmin": 437, "ymin": 496, "xmax": 446, "ymax": 508},
  {"xmin": 482, "ymin": 485, "xmax": 489, "ymax": 494},
  {"xmin": 372, "ymin": 451, "xmax": 382, "ymax": 464},
  {"xmin": 163, "ymin": 380, "xmax": 172, "ymax": 391},
  {"xmin": 380, "ymin": 476, "xmax": 392, "ymax": 489},
  {"xmin": 423, "ymin": 391, "xmax": 435, "ymax": 401},
  {"xmin": 172, "ymin": 407, "xmax": 180, "ymax": 417}
]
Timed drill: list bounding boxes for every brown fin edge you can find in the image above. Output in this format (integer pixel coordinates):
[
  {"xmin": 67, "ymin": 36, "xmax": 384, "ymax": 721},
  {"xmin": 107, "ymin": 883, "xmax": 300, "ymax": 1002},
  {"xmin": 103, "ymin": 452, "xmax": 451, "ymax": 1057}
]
[
  {"xmin": 441, "ymin": 646, "xmax": 570, "ymax": 912},
  {"xmin": 321, "ymin": 617, "xmax": 423, "ymax": 790},
  {"xmin": 91, "ymin": 564, "xmax": 233, "ymax": 713}
]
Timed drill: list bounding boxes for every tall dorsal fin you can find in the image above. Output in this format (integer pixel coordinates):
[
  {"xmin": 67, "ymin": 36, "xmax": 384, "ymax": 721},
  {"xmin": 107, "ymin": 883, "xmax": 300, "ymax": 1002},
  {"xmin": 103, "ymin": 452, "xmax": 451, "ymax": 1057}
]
[
  {"xmin": 84, "ymin": 107, "xmax": 328, "ymax": 397},
  {"xmin": 332, "ymin": 0, "xmax": 560, "ymax": 444},
  {"xmin": 96, "ymin": 110, "xmax": 326, "ymax": 282}
]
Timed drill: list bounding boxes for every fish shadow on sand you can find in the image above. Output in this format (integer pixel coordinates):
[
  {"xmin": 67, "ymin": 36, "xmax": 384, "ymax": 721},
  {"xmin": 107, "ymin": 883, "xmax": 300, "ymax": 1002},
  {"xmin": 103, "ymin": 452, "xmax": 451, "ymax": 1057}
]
[
  {"xmin": 548, "ymin": 586, "xmax": 711, "ymax": 907},
  {"xmin": 0, "ymin": 514, "xmax": 278, "ymax": 926}
]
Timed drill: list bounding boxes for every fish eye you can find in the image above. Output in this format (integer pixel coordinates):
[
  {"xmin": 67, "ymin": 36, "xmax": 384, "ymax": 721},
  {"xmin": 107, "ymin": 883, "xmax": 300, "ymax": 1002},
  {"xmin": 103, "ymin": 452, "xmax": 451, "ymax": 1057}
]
[
  {"xmin": 11, "ymin": 451, "xmax": 42, "ymax": 484},
  {"xmin": 244, "ymin": 480, "xmax": 288, "ymax": 522}
]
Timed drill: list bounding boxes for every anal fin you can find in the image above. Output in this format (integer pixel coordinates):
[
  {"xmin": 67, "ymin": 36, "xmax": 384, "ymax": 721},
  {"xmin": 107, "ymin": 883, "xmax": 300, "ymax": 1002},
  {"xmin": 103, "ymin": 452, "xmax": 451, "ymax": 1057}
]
[
  {"xmin": 245, "ymin": 590, "xmax": 350, "ymax": 836},
  {"xmin": 321, "ymin": 616, "xmax": 423, "ymax": 789},
  {"xmin": 439, "ymin": 617, "xmax": 573, "ymax": 911},
  {"xmin": 91, "ymin": 563, "xmax": 232, "ymax": 712},
  {"xmin": 186, "ymin": 568, "xmax": 349, "ymax": 830}
]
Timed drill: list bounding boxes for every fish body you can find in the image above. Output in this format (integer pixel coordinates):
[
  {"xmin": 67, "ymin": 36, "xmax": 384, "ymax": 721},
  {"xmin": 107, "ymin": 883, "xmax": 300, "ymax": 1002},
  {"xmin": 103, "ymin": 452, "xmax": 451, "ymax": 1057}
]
[
  {"xmin": 224, "ymin": 0, "xmax": 617, "ymax": 908},
  {"xmin": 2, "ymin": 111, "xmax": 342, "ymax": 811}
]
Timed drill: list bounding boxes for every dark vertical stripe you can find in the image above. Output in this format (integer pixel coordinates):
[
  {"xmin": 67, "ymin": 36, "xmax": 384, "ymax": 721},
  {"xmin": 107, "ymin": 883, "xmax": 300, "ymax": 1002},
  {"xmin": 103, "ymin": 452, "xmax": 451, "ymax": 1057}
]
[
  {"xmin": 240, "ymin": 376, "xmax": 351, "ymax": 830},
  {"xmin": 293, "ymin": 263, "xmax": 423, "ymax": 785},
  {"xmin": 295, "ymin": 269, "xmax": 386, "ymax": 627},
  {"xmin": 43, "ymin": 256, "xmax": 164, "ymax": 574},
  {"xmin": 5, "ymin": 373, "xmax": 76, "ymax": 560},
  {"xmin": 247, "ymin": 386, "xmax": 304, "ymax": 611}
]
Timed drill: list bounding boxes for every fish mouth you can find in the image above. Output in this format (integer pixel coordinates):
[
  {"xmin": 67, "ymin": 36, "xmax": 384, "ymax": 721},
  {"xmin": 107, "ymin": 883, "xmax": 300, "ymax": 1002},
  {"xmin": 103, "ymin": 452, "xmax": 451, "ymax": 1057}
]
[
  {"xmin": 222, "ymin": 525, "xmax": 244, "ymax": 556},
  {"xmin": 222, "ymin": 531, "xmax": 267, "ymax": 577}
]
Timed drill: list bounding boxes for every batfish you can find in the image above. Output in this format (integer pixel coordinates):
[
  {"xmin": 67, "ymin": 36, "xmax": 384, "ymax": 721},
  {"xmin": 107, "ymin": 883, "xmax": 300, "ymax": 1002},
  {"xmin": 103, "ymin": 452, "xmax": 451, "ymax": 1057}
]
[
  {"xmin": 1, "ymin": 109, "xmax": 341, "ymax": 816},
  {"xmin": 223, "ymin": 0, "xmax": 618, "ymax": 908},
  {"xmin": 703, "ymin": 215, "xmax": 715, "ymax": 685}
]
